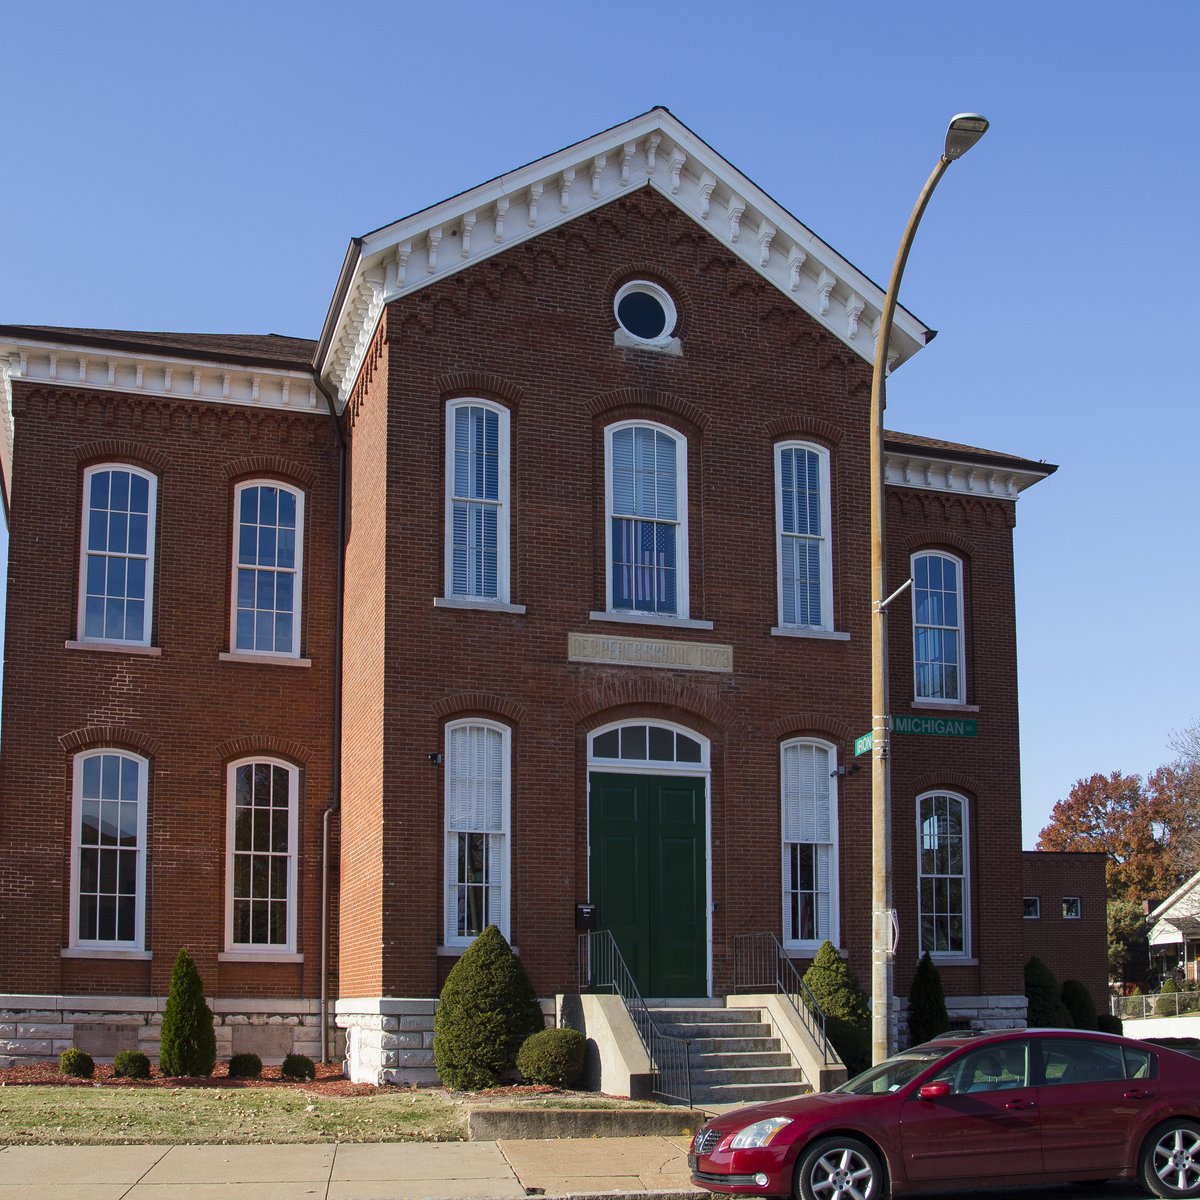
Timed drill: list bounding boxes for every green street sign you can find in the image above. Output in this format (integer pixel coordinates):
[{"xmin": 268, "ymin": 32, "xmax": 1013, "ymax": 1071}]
[
  {"xmin": 891, "ymin": 715, "xmax": 978, "ymax": 738},
  {"xmin": 854, "ymin": 731, "xmax": 873, "ymax": 756}
]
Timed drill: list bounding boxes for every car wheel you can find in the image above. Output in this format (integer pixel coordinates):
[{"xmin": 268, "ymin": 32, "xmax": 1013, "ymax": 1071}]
[
  {"xmin": 794, "ymin": 1135, "xmax": 887, "ymax": 1200},
  {"xmin": 1141, "ymin": 1119, "xmax": 1200, "ymax": 1199}
]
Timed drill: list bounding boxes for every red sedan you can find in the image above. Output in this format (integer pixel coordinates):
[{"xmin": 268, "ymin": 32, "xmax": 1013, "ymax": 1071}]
[{"xmin": 689, "ymin": 1028, "xmax": 1200, "ymax": 1200}]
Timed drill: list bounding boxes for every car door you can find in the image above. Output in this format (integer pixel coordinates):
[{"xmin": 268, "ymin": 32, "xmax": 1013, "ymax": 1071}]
[
  {"xmin": 1034, "ymin": 1036, "xmax": 1156, "ymax": 1175},
  {"xmin": 901, "ymin": 1040, "xmax": 1043, "ymax": 1183}
]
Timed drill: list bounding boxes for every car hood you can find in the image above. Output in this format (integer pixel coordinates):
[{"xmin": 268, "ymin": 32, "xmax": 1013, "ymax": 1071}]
[{"xmin": 706, "ymin": 1089, "xmax": 870, "ymax": 1132}]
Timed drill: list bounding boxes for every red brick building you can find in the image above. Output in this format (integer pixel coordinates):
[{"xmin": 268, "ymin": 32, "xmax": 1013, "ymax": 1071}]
[{"xmin": 0, "ymin": 110, "xmax": 1053, "ymax": 1078}]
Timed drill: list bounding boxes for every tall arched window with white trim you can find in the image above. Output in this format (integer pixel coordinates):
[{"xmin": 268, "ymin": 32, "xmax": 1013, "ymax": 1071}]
[
  {"xmin": 78, "ymin": 464, "xmax": 157, "ymax": 647},
  {"xmin": 775, "ymin": 442, "xmax": 832, "ymax": 630},
  {"xmin": 912, "ymin": 551, "xmax": 964, "ymax": 702},
  {"xmin": 917, "ymin": 790, "xmax": 970, "ymax": 957},
  {"xmin": 70, "ymin": 749, "xmax": 149, "ymax": 950},
  {"xmin": 605, "ymin": 421, "xmax": 689, "ymax": 617},
  {"xmin": 225, "ymin": 758, "xmax": 300, "ymax": 954},
  {"xmin": 232, "ymin": 480, "xmax": 305, "ymax": 657},
  {"xmin": 444, "ymin": 400, "xmax": 511, "ymax": 602},
  {"xmin": 780, "ymin": 739, "xmax": 838, "ymax": 951},
  {"xmin": 445, "ymin": 720, "xmax": 511, "ymax": 945}
]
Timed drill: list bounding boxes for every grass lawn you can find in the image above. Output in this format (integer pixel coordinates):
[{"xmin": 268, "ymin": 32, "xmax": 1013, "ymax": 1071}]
[{"xmin": 0, "ymin": 1086, "xmax": 468, "ymax": 1145}]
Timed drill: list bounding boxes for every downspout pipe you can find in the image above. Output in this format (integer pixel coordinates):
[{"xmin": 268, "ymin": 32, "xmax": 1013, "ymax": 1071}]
[{"xmin": 313, "ymin": 370, "xmax": 346, "ymax": 1065}]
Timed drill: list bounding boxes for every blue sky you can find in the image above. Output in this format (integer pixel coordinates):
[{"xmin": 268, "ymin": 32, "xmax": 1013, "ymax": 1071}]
[{"xmin": 2, "ymin": 1, "xmax": 1196, "ymax": 847}]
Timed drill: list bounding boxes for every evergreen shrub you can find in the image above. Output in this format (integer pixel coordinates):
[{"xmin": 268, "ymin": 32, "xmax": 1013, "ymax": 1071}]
[
  {"xmin": 516, "ymin": 1028, "xmax": 586, "ymax": 1087},
  {"xmin": 58, "ymin": 1047, "xmax": 94, "ymax": 1078},
  {"xmin": 158, "ymin": 948, "xmax": 217, "ymax": 1077},
  {"xmin": 1060, "ymin": 980, "xmax": 1099, "ymax": 1030},
  {"xmin": 1156, "ymin": 975, "xmax": 1181, "ymax": 1016},
  {"xmin": 112, "ymin": 1049, "xmax": 151, "ymax": 1079},
  {"xmin": 433, "ymin": 924, "xmax": 544, "ymax": 1090},
  {"xmin": 1096, "ymin": 1013, "xmax": 1123, "ymax": 1035},
  {"xmin": 1025, "ymin": 957, "xmax": 1073, "ymax": 1027},
  {"xmin": 228, "ymin": 1052, "xmax": 263, "ymax": 1079},
  {"xmin": 281, "ymin": 1053, "xmax": 315, "ymax": 1080},
  {"xmin": 907, "ymin": 952, "xmax": 950, "ymax": 1046},
  {"xmin": 802, "ymin": 940, "xmax": 871, "ymax": 1076}
]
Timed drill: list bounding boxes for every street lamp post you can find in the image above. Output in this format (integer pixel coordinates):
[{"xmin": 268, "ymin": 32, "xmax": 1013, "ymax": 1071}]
[{"xmin": 870, "ymin": 114, "xmax": 989, "ymax": 1065}]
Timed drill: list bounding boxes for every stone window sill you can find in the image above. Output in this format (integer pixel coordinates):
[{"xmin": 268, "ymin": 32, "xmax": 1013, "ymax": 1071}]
[
  {"xmin": 437, "ymin": 944, "xmax": 520, "ymax": 958},
  {"xmin": 61, "ymin": 947, "xmax": 152, "ymax": 960},
  {"xmin": 911, "ymin": 700, "xmax": 980, "ymax": 713},
  {"xmin": 65, "ymin": 640, "xmax": 162, "ymax": 656},
  {"xmin": 434, "ymin": 597, "xmax": 527, "ymax": 614},
  {"xmin": 771, "ymin": 627, "xmax": 850, "ymax": 641},
  {"xmin": 590, "ymin": 611, "xmax": 714, "ymax": 632},
  {"xmin": 613, "ymin": 329, "xmax": 683, "ymax": 356},
  {"xmin": 219, "ymin": 652, "xmax": 312, "ymax": 667},
  {"xmin": 929, "ymin": 956, "xmax": 979, "ymax": 966},
  {"xmin": 218, "ymin": 951, "xmax": 304, "ymax": 963}
]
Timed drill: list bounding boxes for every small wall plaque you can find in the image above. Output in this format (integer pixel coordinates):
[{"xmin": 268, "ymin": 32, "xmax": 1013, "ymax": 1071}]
[{"xmin": 567, "ymin": 631, "xmax": 733, "ymax": 673}]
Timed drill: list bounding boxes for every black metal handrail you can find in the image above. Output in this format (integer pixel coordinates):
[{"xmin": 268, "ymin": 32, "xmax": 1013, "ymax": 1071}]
[
  {"xmin": 578, "ymin": 930, "xmax": 692, "ymax": 1106},
  {"xmin": 732, "ymin": 931, "xmax": 836, "ymax": 1064}
]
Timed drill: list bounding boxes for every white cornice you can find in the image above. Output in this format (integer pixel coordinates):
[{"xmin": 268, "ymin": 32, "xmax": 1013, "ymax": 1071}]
[
  {"xmin": 0, "ymin": 338, "xmax": 321, "ymax": 415},
  {"xmin": 319, "ymin": 109, "xmax": 933, "ymax": 406},
  {"xmin": 885, "ymin": 450, "xmax": 1049, "ymax": 498}
]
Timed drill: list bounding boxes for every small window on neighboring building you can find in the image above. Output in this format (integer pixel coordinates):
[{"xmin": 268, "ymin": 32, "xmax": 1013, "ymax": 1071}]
[
  {"xmin": 614, "ymin": 281, "xmax": 677, "ymax": 346},
  {"xmin": 78, "ymin": 464, "xmax": 157, "ymax": 647},
  {"xmin": 1023, "ymin": 896, "xmax": 1040, "ymax": 919},
  {"xmin": 232, "ymin": 481, "xmax": 304, "ymax": 657},
  {"xmin": 1062, "ymin": 896, "xmax": 1082, "ymax": 919}
]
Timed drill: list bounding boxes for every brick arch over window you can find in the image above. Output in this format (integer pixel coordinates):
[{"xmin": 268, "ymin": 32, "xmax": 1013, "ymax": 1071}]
[
  {"xmin": 432, "ymin": 693, "xmax": 528, "ymax": 725},
  {"xmin": 585, "ymin": 388, "xmax": 709, "ymax": 433},
  {"xmin": 603, "ymin": 264, "xmax": 691, "ymax": 327},
  {"xmin": 223, "ymin": 456, "xmax": 317, "ymax": 491},
  {"xmin": 904, "ymin": 530, "xmax": 978, "ymax": 559},
  {"xmin": 434, "ymin": 371, "xmax": 524, "ymax": 409},
  {"xmin": 763, "ymin": 416, "xmax": 845, "ymax": 447},
  {"xmin": 59, "ymin": 724, "xmax": 162, "ymax": 758},
  {"xmin": 74, "ymin": 439, "xmax": 168, "ymax": 474},
  {"xmin": 911, "ymin": 771, "xmax": 981, "ymax": 798},
  {"xmin": 566, "ymin": 679, "xmax": 734, "ymax": 731},
  {"xmin": 216, "ymin": 735, "xmax": 313, "ymax": 765},
  {"xmin": 770, "ymin": 714, "xmax": 854, "ymax": 744}
]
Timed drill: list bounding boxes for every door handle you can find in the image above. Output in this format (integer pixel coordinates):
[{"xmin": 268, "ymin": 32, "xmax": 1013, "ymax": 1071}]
[
  {"xmin": 1124, "ymin": 1089, "xmax": 1153, "ymax": 1100},
  {"xmin": 1004, "ymin": 1099, "xmax": 1036, "ymax": 1110}
]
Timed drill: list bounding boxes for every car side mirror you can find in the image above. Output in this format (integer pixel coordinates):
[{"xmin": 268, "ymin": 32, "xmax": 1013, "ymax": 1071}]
[{"xmin": 918, "ymin": 1081, "xmax": 951, "ymax": 1101}]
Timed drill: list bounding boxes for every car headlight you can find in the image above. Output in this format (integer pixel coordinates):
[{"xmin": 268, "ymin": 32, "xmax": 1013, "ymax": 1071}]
[{"xmin": 729, "ymin": 1116, "xmax": 792, "ymax": 1148}]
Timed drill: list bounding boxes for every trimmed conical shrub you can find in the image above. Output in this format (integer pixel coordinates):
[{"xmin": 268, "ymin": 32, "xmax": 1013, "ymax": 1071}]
[
  {"xmin": 158, "ymin": 948, "xmax": 216, "ymax": 1077},
  {"xmin": 433, "ymin": 925, "xmax": 544, "ymax": 1090},
  {"xmin": 908, "ymin": 952, "xmax": 950, "ymax": 1045},
  {"xmin": 1025, "ymin": 957, "xmax": 1073, "ymax": 1028},
  {"xmin": 802, "ymin": 940, "xmax": 870, "ymax": 1076},
  {"xmin": 1060, "ymin": 979, "xmax": 1098, "ymax": 1030}
]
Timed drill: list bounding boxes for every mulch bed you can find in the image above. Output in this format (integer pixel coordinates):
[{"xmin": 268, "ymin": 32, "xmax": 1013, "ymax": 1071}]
[{"xmin": 0, "ymin": 1060, "xmax": 377, "ymax": 1096}]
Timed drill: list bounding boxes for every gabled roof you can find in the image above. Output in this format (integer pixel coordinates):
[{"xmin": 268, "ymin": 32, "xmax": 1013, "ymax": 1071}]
[
  {"xmin": 315, "ymin": 107, "xmax": 934, "ymax": 405},
  {"xmin": 1150, "ymin": 869, "xmax": 1200, "ymax": 922}
]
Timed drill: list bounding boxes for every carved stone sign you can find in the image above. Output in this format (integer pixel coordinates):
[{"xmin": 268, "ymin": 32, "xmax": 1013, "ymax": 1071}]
[{"xmin": 568, "ymin": 631, "xmax": 733, "ymax": 673}]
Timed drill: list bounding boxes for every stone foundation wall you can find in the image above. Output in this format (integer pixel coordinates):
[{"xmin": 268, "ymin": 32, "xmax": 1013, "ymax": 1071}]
[
  {"xmin": 0, "ymin": 994, "xmax": 332, "ymax": 1067},
  {"xmin": 894, "ymin": 992, "xmax": 1027, "ymax": 1049}
]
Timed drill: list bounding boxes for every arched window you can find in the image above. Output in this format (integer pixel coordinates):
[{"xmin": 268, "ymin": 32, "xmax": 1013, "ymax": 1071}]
[
  {"xmin": 232, "ymin": 480, "xmax": 305, "ymax": 657},
  {"xmin": 588, "ymin": 721, "xmax": 708, "ymax": 769},
  {"xmin": 444, "ymin": 399, "xmax": 511, "ymax": 603},
  {"xmin": 605, "ymin": 421, "xmax": 689, "ymax": 617},
  {"xmin": 912, "ymin": 551, "xmax": 965, "ymax": 702},
  {"xmin": 444, "ymin": 720, "xmax": 511, "ymax": 945},
  {"xmin": 917, "ymin": 791, "xmax": 970, "ymax": 957},
  {"xmin": 775, "ymin": 442, "xmax": 832, "ymax": 630},
  {"xmin": 780, "ymin": 739, "xmax": 839, "ymax": 951},
  {"xmin": 225, "ymin": 758, "xmax": 300, "ymax": 954},
  {"xmin": 77, "ymin": 464, "xmax": 157, "ymax": 647},
  {"xmin": 70, "ymin": 749, "xmax": 149, "ymax": 950}
]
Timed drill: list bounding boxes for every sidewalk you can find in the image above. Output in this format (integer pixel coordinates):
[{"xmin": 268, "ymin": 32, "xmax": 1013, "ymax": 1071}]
[{"xmin": 0, "ymin": 1137, "xmax": 705, "ymax": 1199}]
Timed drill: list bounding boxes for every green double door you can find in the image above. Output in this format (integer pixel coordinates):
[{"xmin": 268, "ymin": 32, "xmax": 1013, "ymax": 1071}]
[{"xmin": 588, "ymin": 772, "xmax": 707, "ymax": 997}]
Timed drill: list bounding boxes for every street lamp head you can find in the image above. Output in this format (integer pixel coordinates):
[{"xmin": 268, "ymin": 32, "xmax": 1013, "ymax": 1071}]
[{"xmin": 944, "ymin": 113, "xmax": 989, "ymax": 161}]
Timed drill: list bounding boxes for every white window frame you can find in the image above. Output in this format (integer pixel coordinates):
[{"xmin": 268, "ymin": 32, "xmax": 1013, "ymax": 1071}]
[
  {"xmin": 1062, "ymin": 896, "xmax": 1082, "ymax": 920},
  {"xmin": 444, "ymin": 719, "xmax": 512, "ymax": 947},
  {"xmin": 1024, "ymin": 896, "xmax": 1041, "ymax": 919},
  {"xmin": 613, "ymin": 280, "xmax": 678, "ymax": 348},
  {"xmin": 774, "ymin": 442, "xmax": 833, "ymax": 632},
  {"xmin": 76, "ymin": 463, "xmax": 158, "ymax": 648},
  {"xmin": 911, "ymin": 550, "xmax": 965, "ymax": 704},
  {"xmin": 604, "ymin": 420, "xmax": 690, "ymax": 618},
  {"xmin": 442, "ymin": 399, "xmax": 512, "ymax": 604},
  {"xmin": 780, "ymin": 738, "xmax": 839, "ymax": 954},
  {"xmin": 224, "ymin": 757, "xmax": 300, "ymax": 956},
  {"xmin": 917, "ymin": 790, "xmax": 971, "ymax": 959},
  {"xmin": 230, "ymin": 479, "xmax": 305, "ymax": 659},
  {"xmin": 69, "ymin": 749, "xmax": 149, "ymax": 952}
]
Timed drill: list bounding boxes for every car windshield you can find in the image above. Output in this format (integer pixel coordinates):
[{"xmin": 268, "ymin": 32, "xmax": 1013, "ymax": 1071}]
[{"xmin": 834, "ymin": 1045, "xmax": 956, "ymax": 1095}]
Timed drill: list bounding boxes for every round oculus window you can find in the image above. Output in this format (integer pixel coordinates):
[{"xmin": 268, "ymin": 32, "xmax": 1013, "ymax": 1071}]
[{"xmin": 614, "ymin": 282, "xmax": 676, "ymax": 344}]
